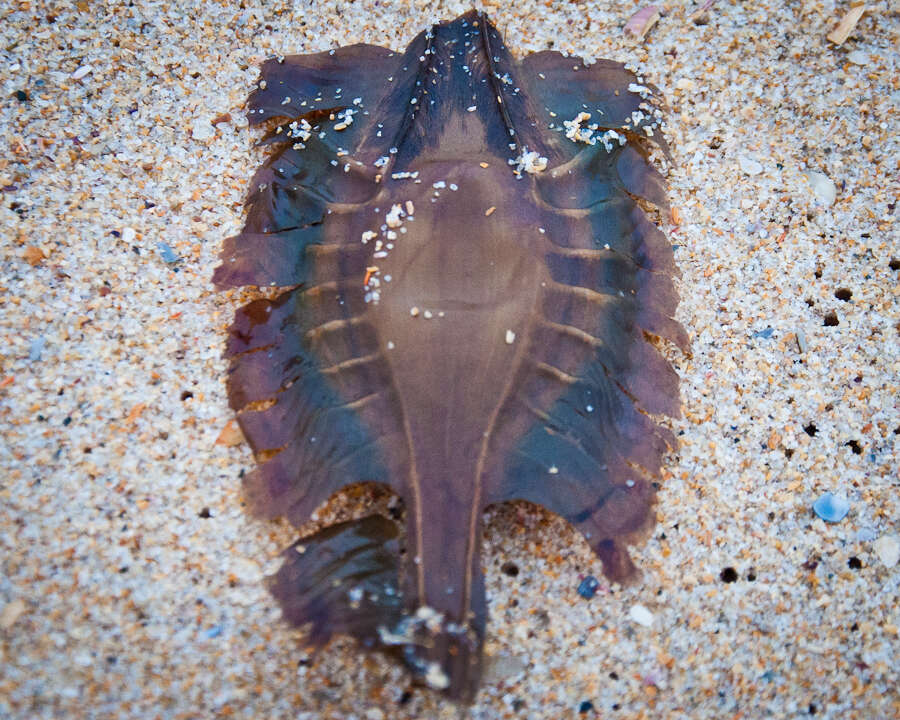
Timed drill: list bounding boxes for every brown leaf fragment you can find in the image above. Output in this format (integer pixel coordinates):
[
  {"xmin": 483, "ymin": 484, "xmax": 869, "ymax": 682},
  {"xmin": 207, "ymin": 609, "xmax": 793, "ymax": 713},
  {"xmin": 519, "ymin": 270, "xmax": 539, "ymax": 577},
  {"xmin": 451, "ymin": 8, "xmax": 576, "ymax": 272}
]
[
  {"xmin": 827, "ymin": 4, "xmax": 866, "ymax": 46},
  {"xmin": 22, "ymin": 246, "xmax": 45, "ymax": 266},
  {"xmin": 123, "ymin": 402, "xmax": 146, "ymax": 426}
]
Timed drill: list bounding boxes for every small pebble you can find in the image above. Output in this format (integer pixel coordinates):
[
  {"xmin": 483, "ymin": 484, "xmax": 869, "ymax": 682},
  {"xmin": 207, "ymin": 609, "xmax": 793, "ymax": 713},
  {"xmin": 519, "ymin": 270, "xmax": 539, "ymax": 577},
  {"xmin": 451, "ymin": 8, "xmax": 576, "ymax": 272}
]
[
  {"xmin": 122, "ymin": 227, "xmax": 136, "ymax": 244},
  {"xmin": 873, "ymin": 535, "xmax": 899, "ymax": 568},
  {"xmin": 805, "ymin": 171, "xmax": 837, "ymax": 206},
  {"xmin": 577, "ymin": 576, "xmax": 599, "ymax": 599},
  {"xmin": 191, "ymin": 117, "xmax": 214, "ymax": 141},
  {"xmin": 15, "ymin": 89, "xmax": 28, "ymax": 102},
  {"xmin": 204, "ymin": 625, "xmax": 223, "ymax": 639},
  {"xmin": 71, "ymin": 64, "xmax": 93, "ymax": 80},
  {"xmin": 856, "ymin": 528, "xmax": 876, "ymax": 543},
  {"xmin": 157, "ymin": 242, "xmax": 179, "ymax": 263},
  {"xmin": 0, "ymin": 598, "xmax": 27, "ymax": 629},
  {"xmin": 739, "ymin": 156, "xmax": 763, "ymax": 175},
  {"xmin": 629, "ymin": 604, "xmax": 654, "ymax": 627},
  {"xmin": 365, "ymin": 709, "xmax": 385, "ymax": 720},
  {"xmin": 812, "ymin": 492, "xmax": 850, "ymax": 523},
  {"xmin": 847, "ymin": 50, "xmax": 869, "ymax": 66},
  {"xmin": 29, "ymin": 336, "xmax": 46, "ymax": 362},
  {"xmin": 232, "ymin": 557, "xmax": 262, "ymax": 583},
  {"xmin": 483, "ymin": 652, "xmax": 528, "ymax": 683}
]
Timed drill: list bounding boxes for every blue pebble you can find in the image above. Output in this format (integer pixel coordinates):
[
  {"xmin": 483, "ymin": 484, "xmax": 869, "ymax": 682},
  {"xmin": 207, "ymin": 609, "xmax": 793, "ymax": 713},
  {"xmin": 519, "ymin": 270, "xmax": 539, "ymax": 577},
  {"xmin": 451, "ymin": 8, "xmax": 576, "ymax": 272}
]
[
  {"xmin": 577, "ymin": 575, "xmax": 599, "ymax": 599},
  {"xmin": 812, "ymin": 492, "xmax": 850, "ymax": 523},
  {"xmin": 753, "ymin": 327, "xmax": 774, "ymax": 339},
  {"xmin": 157, "ymin": 242, "xmax": 179, "ymax": 263},
  {"xmin": 204, "ymin": 625, "xmax": 223, "ymax": 639}
]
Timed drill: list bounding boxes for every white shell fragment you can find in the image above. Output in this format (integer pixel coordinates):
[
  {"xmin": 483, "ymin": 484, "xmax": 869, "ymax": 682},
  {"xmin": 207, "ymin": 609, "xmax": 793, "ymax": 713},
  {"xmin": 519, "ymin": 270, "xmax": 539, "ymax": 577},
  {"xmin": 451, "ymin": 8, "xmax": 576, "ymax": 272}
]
[
  {"xmin": 71, "ymin": 64, "xmax": 93, "ymax": 80},
  {"xmin": 805, "ymin": 171, "xmax": 837, "ymax": 207},
  {"xmin": 873, "ymin": 535, "xmax": 899, "ymax": 569},
  {"xmin": 624, "ymin": 5, "xmax": 661, "ymax": 41},
  {"xmin": 192, "ymin": 118, "xmax": 215, "ymax": 141},
  {"xmin": 629, "ymin": 604, "xmax": 654, "ymax": 627},
  {"xmin": 512, "ymin": 148, "xmax": 548, "ymax": 175},
  {"xmin": 739, "ymin": 156, "xmax": 763, "ymax": 176},
  {"xmin": 827, "ymin": 5, "xmax": 866, "ymax": 46}
]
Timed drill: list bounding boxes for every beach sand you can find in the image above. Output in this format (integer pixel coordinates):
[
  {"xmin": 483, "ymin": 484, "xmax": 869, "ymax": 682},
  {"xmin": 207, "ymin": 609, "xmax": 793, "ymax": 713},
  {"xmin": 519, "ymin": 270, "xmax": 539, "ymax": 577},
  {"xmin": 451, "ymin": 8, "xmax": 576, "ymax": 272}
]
[{"xmin": 1, "ymin": 1, "xmax": 897, "ymax": 717}]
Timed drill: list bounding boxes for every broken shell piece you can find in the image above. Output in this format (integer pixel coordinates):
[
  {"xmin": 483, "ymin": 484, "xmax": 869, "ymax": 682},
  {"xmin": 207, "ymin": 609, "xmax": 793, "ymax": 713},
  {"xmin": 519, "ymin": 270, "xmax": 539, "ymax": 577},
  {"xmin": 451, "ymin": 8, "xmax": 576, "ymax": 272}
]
[
  {"xmin": 827, "ymin": 4, "xmax": 866, "ymax": 46},
  {"xmin": 71, "ymin": 64, "xmax": 93, "ymax": 80},
  {"xmin": 805, "ymin": 171, "xmax": 837, "ymax": 207},
  {"xmin": 687, "ymin": 0, "xmax": 715, "ymax": 24},
  {"xmin": 629, "ymin": 604, "xmax": 654, "ymax": 627},
  {"xmin": 874, "ymin": 535, "xmax": 900, "ymax": 569},
  {"xmin": 624, "ymin": 5, "xmax": 661, "ymax": 40}
]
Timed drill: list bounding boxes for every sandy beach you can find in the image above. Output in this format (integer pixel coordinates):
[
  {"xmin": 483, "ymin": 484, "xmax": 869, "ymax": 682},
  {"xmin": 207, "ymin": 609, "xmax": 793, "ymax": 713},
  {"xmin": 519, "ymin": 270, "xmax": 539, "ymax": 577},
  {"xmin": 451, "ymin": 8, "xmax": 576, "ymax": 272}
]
[{"xmin": 1, "ymin": 1, "xmax": 897, "ymax": 717}]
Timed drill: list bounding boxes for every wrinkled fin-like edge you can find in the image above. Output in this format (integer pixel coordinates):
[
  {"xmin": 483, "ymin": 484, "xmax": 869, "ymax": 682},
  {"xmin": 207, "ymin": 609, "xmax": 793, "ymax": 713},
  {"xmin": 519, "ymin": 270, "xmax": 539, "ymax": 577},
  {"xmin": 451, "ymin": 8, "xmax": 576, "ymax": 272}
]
[
  {"xmin": 519, "ymin": 51, "xmax": 670, "ymax": 160},
  {"xmin": 268, "ymin": 515, "xmax": 405, "ymax": 647},
  {"xmin": 247, "ymin": 44, "xmax": 400, "ymax": 125},
  {"xmin": 270, "ymin": 514, "xmax": 482, "ymax": 701}
]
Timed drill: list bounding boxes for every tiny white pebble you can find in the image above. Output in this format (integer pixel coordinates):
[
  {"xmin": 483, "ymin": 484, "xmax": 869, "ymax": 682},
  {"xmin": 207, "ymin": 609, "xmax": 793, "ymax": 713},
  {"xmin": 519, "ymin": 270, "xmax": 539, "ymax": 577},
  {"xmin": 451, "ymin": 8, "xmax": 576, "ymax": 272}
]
[
  {"xmin": 739, "ymin": 156, "xmax": 763, "ymax": 175},
  {"xmin": 71, "ymin": 64, "xmax": 93, "ymax": 80},
  {"xmin": 505, "ymin": 329, "xmax": 516, "ymax": 344},
  {"xmin": 629, "ymin": 604, "xmax": 654, "ymax": 627},
  {"xmin": 874, "ymin": 535, "xmax": 900, "ymax": 568}
]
